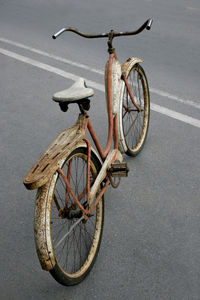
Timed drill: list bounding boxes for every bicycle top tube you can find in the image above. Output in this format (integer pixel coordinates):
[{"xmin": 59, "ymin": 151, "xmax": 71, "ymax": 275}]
[{"xmin": 52, "ymin": 18, "xmax": 153, "ymax": 40}]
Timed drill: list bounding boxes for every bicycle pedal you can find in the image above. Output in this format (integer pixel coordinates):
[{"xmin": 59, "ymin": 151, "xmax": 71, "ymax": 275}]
[{"xmin": 107, "ymin": 162, "xmax": 129, "ymax": 177}]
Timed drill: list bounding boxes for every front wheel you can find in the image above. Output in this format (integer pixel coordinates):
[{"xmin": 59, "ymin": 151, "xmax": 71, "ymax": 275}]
[
  {"xmin": 119, "ymin": 63, "xmax": 150, "ymax": 156},
  {"xmin": 34, "ymin": 147, "xmax": 104, "ymax": 286}
]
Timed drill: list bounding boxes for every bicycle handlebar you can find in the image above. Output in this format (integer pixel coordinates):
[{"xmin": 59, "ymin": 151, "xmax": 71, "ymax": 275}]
[{"xmin": 52, "ymin": 18, "xmax": 153, "ymax": 40}]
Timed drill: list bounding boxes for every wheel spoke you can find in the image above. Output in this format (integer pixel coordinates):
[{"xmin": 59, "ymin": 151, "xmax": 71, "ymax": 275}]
[
  {"xmin": 46, "ymin": 148, "xmax": 103, "ymax": 284},
  {"xmin": 54, "ymin": 216, "xmax": 84, "ymax": 249},
  {"xmin": 124, "ymin": 112, "xmax": 139, "ymax": 138}
]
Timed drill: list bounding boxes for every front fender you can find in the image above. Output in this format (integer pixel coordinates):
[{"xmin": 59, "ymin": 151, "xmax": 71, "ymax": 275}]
[{"xmin": 121, "ymin": 57, "xmax": 143, "ymax": 76}]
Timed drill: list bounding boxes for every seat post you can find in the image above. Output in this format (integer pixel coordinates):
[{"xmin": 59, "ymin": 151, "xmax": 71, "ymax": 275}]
[{"xmin": 78, "ymin": 99, "xmax": 90, "ymax": 113}]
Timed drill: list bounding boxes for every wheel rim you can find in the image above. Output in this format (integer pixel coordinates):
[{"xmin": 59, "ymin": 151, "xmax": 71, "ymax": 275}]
[
  {"xmin": 122, "ymin": 65, "xmax": 149, "ymax": 153},
  {"xmin": 49, "ymin": 152, "xmax": 103, "ymax": 278}
]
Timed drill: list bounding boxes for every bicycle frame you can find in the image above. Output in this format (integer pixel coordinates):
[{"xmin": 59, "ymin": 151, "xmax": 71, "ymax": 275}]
[
  {"xmin": 24, "ymin": 50, "xmax": 142, "ymax": 221},
  {"xmin": 56, "ymin": 51, "xmax": 141, "ymax": 220}
]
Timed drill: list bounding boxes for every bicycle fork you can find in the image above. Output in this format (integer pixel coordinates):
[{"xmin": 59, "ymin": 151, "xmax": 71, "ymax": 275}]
[{"xmin": 122, "ymin": 73, "xmax": 142, "ymax": 112}]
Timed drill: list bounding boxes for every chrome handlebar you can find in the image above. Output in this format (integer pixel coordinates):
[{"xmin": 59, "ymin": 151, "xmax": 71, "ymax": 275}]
[{"xmin": 52, "ymin": 18, "xmax": 153, "ymax": 40}]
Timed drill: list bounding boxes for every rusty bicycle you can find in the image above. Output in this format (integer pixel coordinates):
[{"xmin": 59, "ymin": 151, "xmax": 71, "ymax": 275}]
[{"xmin": 24, "ymin": 19, "xmax": 153, "ymax": 286}]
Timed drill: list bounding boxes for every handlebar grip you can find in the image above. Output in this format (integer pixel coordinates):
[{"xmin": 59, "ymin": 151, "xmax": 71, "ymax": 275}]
[
  {"xmin": 52, "ymin": 28, "xmax": 66, "ymax": 39},
  {"xmin": 146, "ymin": 19, "xmax": 153, "ymax": 30}
]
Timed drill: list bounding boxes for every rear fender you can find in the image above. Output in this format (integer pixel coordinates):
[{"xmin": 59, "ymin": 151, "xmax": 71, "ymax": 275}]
[{"xmin": 23, "ymin": 113, "xmax": 88, "ymax": 190}]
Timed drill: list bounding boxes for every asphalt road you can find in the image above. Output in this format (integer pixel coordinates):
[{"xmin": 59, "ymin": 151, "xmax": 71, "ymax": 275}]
[{"xmin": 0, "ymin": 0, "xmax": 200, "ymax": 299}]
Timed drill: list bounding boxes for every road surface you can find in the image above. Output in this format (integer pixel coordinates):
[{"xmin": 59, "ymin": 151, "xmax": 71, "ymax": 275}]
[{"xmin": 0, "ymin": 0, "xmax": 200, "ymax": 299}]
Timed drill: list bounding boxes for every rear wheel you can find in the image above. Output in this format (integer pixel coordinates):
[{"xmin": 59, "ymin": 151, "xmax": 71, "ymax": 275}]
[
  {"xmin": 35, "ymin": 147, "xmax": 104, "ymax": 286},
  {"xmin": 119, "ymin": 64, "xmax": 150, "ymax": 156}
]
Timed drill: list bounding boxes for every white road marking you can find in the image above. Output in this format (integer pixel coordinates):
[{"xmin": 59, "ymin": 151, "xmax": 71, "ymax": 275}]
[
  {"xmin": 0, "ymin": 48, "xmax": 104, "ymax": 91},
  {"xmin": 151, "ymin": 103, "xmax": 200, "ymax": 128},
  {"xmin": 0, "ymin": 37, "xmax": 104, "ymax": 75},
  {"xmin": 150, "ymin": 87, "xmax": 200, "ymax": 110},
  {"xmin": 1, "ymin": 37, "xmax": 200, "ymax": 110},
  {"xmin": 1, "ymin": 47, "xmax": 200, "ymax": 129}
]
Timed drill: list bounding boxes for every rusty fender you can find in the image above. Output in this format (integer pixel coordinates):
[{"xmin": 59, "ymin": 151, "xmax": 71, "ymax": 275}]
[
  {"xmin": 34, "ymin": 181, "xmax": 56, "ymax": 271},
  {"xmin": 121, "ymin": 57, "xmax": 143, "ymax": 77},
  {"xmin": 34, "ymin": 142, "xmax": 102, "ymax": 271},
  {"xmin": 24, "ymin": 113, "xmax": 88, "ymax": 190}
]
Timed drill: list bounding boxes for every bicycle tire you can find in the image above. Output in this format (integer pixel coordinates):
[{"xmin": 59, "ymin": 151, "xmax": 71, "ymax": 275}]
[
  {"xmin": 34, "ymin": 147, "xmax": 104, "ymax": 286},
  {"xmin": 119, "ymin": 63, "xmax": 150, "ymax": 156}
]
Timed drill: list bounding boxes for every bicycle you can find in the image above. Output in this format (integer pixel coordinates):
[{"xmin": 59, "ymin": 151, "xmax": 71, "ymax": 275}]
[{"xmin": 24, "ymin": 18, "xmax": 153, "ymax": 286}]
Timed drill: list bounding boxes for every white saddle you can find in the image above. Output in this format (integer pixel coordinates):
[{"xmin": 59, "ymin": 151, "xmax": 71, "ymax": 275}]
[{"xmin": 52, "ymin": 78, "xmax": 94, "ymax": 103}]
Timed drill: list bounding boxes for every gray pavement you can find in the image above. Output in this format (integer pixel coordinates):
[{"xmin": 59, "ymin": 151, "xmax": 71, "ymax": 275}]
[{"xmin": 0, "ymin": 0, "xmax": 200, "ymax": 299}]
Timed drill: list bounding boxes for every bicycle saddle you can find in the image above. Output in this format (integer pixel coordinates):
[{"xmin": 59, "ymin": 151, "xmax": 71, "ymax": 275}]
[{"xmin": 52, "ymin": 78, "xmax": 94, "ymax": 103}]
